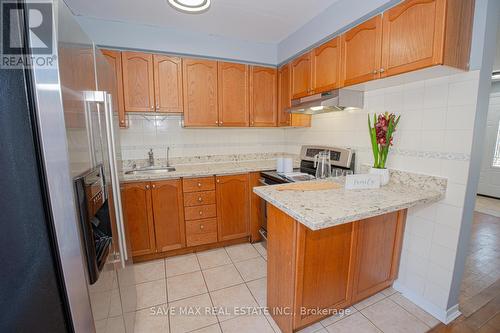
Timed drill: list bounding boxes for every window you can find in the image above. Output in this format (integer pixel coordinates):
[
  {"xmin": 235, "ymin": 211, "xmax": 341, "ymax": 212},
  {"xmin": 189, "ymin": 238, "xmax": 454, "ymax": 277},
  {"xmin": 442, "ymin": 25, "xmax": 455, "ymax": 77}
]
[{"xmin": 494, "ymin": 120, "xmax": 500, "ymax": 168}]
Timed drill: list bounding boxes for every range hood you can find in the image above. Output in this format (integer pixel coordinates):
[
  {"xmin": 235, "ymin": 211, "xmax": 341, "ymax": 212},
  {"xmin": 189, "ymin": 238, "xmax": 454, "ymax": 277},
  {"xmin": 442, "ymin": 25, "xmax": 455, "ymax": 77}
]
[{"xmin": 288, "ymin": 89, "xmax": 364, "ymax": 115}]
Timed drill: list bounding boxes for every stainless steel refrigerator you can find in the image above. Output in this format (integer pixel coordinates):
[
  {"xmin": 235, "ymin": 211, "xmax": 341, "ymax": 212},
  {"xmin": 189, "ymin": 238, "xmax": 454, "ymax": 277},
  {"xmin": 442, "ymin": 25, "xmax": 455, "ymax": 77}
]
[{"xmin": 18, "ymin": 0, "xmax": 136, "ymax": 331}]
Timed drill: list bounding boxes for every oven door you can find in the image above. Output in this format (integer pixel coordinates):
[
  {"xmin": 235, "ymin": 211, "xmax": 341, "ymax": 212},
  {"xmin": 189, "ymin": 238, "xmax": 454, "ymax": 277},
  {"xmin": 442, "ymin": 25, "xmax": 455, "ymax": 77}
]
[{"xmin": 258, "ymin": 176, "xmax": 284, "ymax": 246}]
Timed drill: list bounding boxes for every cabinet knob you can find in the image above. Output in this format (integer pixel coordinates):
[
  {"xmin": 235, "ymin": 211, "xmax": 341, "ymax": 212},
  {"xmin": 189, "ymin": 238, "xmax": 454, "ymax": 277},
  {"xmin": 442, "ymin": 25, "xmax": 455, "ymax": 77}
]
[
  {"xmin": 219, "ymin": 121, "xmax": 223, "ymax": 125},
  {"xmin": 151, "ymin": 105, "xmax": 154, "ymax": 110},
  {"xmin": 199, "ymin": 211, "xmax": 203, "ymax": 215},
  {"xmin": 372, "ymin": 69, "xmax": 378, "ymax": 74},
  {"xmin": 200, "ymin": 224, "xmax": 204, "ymax": 230},
  {"xmin": 197, "ymin": 182, "xmax": 202, "ymax": 187},
  {"xmin": 379, "ymin": 68, "xmax": 385, "ymax": 73},
  {"xmin": 198, "ymin": 197, "xmax": 203, "ymax": 202},
  {"xmin": 145, "ymin": 184, "xmax": 150, "ymax": 189},
  {"xmin": 152, "ymin": 184, "xmax": 156, "ymax": 189},
  {"xmin": 215, "ymin": 121, "xmax": 218, "ymax": 125},
  {"xmin": 216, "ymin": 179, "xmax": 220, "ymax": 183}
]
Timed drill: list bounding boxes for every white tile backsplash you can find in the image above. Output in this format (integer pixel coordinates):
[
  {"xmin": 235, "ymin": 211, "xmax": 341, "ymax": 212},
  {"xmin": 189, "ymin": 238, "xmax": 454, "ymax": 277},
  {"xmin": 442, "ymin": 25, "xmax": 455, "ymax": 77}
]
[{"xmin": 119, "ymin": 115, "xmax": 287, "ymax": 160}]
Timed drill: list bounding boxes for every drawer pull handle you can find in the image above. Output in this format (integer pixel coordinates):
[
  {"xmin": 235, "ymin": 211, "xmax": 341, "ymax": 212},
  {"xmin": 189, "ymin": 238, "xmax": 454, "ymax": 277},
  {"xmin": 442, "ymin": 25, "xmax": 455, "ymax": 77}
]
[
  {"xmin": 200, "ymin": 224, "xmax": 204, "ymax": 230},
  {"xmin": 198, "ymin": 197, "xmax": 203, "ymax": 202}
]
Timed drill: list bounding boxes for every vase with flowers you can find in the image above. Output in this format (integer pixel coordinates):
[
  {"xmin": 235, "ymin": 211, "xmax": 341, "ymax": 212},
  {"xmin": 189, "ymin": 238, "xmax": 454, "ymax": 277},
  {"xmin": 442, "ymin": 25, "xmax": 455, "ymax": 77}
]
[{"xmin": 368, "ymin": 112, "xmax": 400, "ymax": 185}]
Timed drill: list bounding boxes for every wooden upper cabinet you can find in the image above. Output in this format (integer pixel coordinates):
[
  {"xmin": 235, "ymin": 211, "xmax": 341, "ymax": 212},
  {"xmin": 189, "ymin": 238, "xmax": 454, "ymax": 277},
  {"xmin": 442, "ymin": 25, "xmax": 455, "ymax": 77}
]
[
  {"xmin": 218, "ymin": 62, "xmax": 249, "ymax": 127},
  {"xmin": 312, "ymin": 37, "xmax": 342, "ymax": 93},
  {"xmin": 151, "ymin": 179, "xmax": 186, "ymax": 252},
  {"xmin": 278, "ymin": 64, "xmax": 291, "ymax": 126},
  {"xmin": 341, "ymin": 15, "xmax": 382, "ymax": 86},
  {"xmin": 249, "ymin": 66, "xmax": 277, "ymax": 127},
  {"xmin": 182, "ymin": 58, "xmax": 218, "ymax": 127},
  {"xmin": 99, "ymin": 49, "xmax": 127, "ymax": 128},
  {"xmin": 216, "ymin": 174, "xmax": 250, "ymax": 241},
  {"xmin": 381, "ymin": 0, "xmax": 473, "ymax": 77},
  {"xmin": 121, "ymin": 182, "xmax": 156, "ymax": 256},
  {"xmin": 153, "ymin": 55, "xmax": 183, "ymax": 113},
  {"xmin": 122, "ymin": 51, "xmax": 155, "ymax": 112},
  {"xmin": 291, "ymin": 52, "xmax": 312, "ymax": 99}
]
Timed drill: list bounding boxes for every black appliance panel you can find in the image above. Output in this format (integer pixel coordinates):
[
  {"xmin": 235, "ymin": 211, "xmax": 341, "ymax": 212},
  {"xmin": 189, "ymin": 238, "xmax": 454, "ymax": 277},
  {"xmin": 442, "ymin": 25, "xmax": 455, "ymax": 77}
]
[{"xmin": 74, "ymin": 165, "xmax": 112, "ymax": 284}]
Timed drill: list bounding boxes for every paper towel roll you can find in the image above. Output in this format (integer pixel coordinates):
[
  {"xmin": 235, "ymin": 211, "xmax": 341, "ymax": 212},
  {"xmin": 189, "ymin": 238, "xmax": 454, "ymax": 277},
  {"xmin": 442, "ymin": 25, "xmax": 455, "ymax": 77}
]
[
  {"xmin": 276, "ymin": 158, "xmax": 284, "ymax": 173},
  {"xmin": 283, "ymin": 158, "xmax": 293, "ymax": 173}
]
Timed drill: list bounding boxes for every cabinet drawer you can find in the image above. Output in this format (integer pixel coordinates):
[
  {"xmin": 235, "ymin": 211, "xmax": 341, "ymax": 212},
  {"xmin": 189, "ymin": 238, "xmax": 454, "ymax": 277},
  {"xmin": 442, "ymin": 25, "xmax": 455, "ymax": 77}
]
[
  {"xmin": 184, "ymin": 204, "xmax": 216, "ymax": 220},
  {"xmin": 186, "ymin": 218, "xmax": 218, "ymax": 247},
  {"xmin": 183, "ymin": 177, "xmax": 215, "ymax": 192},
  {"xmin": 184, "ymin": 191, "xmax": 216, "ymax": 207}
]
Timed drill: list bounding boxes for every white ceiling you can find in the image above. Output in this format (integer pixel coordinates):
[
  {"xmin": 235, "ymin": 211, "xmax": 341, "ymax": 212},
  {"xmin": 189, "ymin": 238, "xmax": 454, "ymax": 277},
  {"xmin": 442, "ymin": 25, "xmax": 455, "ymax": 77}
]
[{"xmin": 64, "ymin": 0, "xmax": 341, "ymax": 44}]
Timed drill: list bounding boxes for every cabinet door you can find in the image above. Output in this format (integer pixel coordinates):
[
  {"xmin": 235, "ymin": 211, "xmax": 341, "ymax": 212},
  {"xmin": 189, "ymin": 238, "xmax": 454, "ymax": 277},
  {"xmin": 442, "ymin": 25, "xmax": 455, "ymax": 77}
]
[
  {"xmin": 216, "ymin": 174, "xmax": 250, "ymax": 241},
  {"xmin": 249, "ymin": 66, "xmax": 277, "ymax": 127},
  {"xmin": 312, "ymin": 37, "xmax": 342, "ymax": 93},
  {"xmin": 381, "ymin": 0, "xmax": 446, "ymax": 78},
  {"xmin": 294, "ymin": 222, "xmax": 355, "ymax": 328},
  {"xmin": 122, "ymin": 52, "xmax": 155, "ymax": 112},
  {"xmin": 182, "ymin": 58, "xmax": 218, "ymax": 127},
  {"xmin": 99, "ymin": 49, "xmax": 127, "ymax": 128},
  {"xmin": 341, "ymin": 15, "xmax": 382, "ymax": 86},
  {"xmin": 121, "ymin": 182, "xmax": 155, "ymax": 256},
  {"xmin": 153, "ymin": 55, "xmax": 183, "ymax": 113},
  {"xmin": 218, "ymin": 62, "xmax": 249, "ymax": 127},
  {"xmin": 351, "ymin": 211, "xmax": 406, "ymax": 303},
  {"xmin": 151, "ymin": 180, "xmax": 186, "ymax": 252},
  {"xmin": 291, "ymin": 52, "xmax": 312, "ymax": 99},
  {"xmin": 278, "ymin": 64, "xmax": 291, "ymax": 127}
]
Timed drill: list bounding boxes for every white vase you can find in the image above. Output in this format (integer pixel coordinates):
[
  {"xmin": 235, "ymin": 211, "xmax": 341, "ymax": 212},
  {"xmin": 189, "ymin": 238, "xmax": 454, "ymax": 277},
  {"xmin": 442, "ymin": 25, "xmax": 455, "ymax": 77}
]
[{"xmin": 369, "ymin": 167, "xmax": 390, "ymax": 186}]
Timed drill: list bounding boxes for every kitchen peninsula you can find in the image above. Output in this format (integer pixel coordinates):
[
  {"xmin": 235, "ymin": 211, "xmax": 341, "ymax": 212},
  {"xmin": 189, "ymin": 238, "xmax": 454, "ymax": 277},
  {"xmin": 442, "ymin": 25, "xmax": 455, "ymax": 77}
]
[{"xmin": 253, "ymin": 170, "xmax": 447, "ymax": 333}]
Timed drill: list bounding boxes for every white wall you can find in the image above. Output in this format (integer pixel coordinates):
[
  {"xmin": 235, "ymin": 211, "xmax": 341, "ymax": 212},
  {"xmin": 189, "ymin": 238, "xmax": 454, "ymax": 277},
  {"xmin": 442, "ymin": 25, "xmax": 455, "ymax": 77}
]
[
  {"xmin": 119, "ymin": 115, "xmax": 287, "ymax": 161},
  {"xmin": 76, "ymin": 16, "xmax": 278, "ymax": 66},
  {"xmin": 284, "ymin": 70, "xmax": 480, "ymax": 322}
]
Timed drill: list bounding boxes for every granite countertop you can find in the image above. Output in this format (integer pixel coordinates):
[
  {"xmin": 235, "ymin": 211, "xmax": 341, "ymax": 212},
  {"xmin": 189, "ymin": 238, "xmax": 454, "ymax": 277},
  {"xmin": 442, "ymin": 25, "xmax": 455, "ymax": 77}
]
[
  {"xmin": 120, "ymin": 159, "xmax": 298, "ymax": 182},
  {"xmin": 253, "ymin": 169, "xmax": 447, "ymax": 231}
]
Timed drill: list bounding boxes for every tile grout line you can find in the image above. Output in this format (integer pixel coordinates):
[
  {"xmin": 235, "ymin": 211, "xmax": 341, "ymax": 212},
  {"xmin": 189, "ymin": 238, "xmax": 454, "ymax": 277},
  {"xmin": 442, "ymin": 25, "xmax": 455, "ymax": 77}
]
[
  {"xmin": 245, "ymin": 243, "xmax": 281, "ymax": 333},
  {"xmin": 194, "ymin": 251, "xmax": 223, "ymax": 332},
  {"xmin": 386, "ymin": 295, "xmax": 433, "ymax": 330}
]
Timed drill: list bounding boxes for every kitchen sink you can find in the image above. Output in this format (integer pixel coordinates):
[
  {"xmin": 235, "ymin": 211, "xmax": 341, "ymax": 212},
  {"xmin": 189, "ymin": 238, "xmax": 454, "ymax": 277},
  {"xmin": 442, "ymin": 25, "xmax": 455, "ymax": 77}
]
[{"xmin": 124, "ymin": 166, "xmax": 176, "ymax": 175}]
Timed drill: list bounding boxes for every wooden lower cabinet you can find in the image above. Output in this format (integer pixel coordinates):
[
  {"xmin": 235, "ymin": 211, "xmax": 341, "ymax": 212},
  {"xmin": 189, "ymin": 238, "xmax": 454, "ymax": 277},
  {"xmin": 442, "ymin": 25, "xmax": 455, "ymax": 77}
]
[
  {"xmin": 216, "ymin": 174, "xmax": 250, "ymax": 241},
  {"xmin": 151, "ymin": 180, "xmax": 186, "ymax": 252},
  {"xmin": 351, "ymin": 210, "xmax": 406, "ymax": 303},
  {"xmin": 186, "ymin": 218, "xmax": 218, "ymax": 247},
  {"xmin": 123, "ymin": 173, "xmax": 255, "ymax": 260},
  {"xmin": 121, "ymin": 182, "xmax": 156, "ymax": 256},
  {"xmin": 267, "ymin": 204, "xmax": 406, "ymax": 333},
  {"xmin": 121, "ymin": 180, "xmax": 185, "ymax": 256}
]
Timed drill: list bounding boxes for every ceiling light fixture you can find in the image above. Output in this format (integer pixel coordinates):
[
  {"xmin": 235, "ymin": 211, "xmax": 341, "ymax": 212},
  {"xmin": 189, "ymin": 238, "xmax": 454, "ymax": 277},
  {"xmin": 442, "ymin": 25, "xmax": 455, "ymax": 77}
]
[{"xmin": 168, "ymin": 0, "xmax": 211, "ymax": 13}]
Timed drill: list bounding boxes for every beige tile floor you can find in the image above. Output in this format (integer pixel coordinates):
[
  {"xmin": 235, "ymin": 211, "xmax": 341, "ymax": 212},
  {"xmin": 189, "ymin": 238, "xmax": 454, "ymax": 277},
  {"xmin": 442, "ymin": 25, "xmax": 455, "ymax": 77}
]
[{"xmin": 92, "ymin": 242, "xmax": 441, "ymax": 333}]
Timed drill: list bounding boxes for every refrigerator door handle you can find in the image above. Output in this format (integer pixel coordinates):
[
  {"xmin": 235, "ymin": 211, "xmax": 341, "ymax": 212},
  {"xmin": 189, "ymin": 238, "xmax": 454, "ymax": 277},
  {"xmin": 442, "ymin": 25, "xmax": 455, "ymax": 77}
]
[{"xmin": 102, "ymin": 92, "xmax": 128, "ymax": 267}]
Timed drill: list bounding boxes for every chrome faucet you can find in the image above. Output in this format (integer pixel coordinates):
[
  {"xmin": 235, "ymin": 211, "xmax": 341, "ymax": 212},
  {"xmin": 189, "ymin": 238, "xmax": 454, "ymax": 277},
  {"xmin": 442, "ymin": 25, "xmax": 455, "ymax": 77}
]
[
  {"xmin": 166, "ymin": 146, "xmax": 171, "ymax": 167},
  {"xmin": 148, "ymin": 148, "xmax": 154, "ymax": 167}
]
